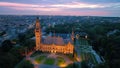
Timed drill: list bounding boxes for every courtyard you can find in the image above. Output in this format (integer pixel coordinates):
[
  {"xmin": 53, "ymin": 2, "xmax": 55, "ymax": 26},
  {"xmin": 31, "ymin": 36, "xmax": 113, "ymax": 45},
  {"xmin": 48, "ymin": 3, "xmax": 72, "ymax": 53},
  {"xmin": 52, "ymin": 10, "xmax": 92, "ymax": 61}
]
[{"xmin": 29, "ymin": 52, "xmax": 73, "ymax": 68}]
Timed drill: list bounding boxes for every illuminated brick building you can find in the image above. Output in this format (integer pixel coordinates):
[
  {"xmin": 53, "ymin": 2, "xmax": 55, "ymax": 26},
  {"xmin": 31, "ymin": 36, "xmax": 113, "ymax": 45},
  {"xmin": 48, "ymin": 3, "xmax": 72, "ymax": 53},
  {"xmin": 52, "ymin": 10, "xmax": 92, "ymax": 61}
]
[{"xmin": 35, "ymin": 17, "xmax": 74, "ymax": 54}]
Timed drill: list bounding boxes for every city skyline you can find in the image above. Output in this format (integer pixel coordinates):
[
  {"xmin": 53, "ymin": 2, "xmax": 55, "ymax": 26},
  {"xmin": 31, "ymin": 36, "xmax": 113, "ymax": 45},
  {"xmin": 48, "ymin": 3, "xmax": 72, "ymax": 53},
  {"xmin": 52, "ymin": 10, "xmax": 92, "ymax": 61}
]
[{"xmin": 0, "ymin": 0, "xmax": 120, "ymax": 17}]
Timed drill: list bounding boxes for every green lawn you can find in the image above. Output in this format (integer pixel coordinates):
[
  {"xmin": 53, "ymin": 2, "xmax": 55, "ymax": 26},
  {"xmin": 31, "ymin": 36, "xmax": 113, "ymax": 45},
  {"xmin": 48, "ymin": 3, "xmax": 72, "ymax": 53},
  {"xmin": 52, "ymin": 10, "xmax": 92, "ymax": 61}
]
[
  {"xmin": 44, "ymin": 58, "xmax": 55, "ymax": 65},
  {"xmin": 57, "ymin": 57, "xmax": 65, "ymax": 66},
  {"xmin": 35, "ymin": 55, "xmax": 46, "ymax": 64}
]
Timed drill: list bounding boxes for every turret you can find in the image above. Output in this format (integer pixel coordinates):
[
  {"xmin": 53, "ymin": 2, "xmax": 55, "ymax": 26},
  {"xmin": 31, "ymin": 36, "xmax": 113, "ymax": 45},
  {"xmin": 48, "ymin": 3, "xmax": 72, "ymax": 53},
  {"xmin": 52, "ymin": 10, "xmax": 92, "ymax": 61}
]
[{"xmin": 71, "ymin": 29, "xmax": 74, "ymax": 42}]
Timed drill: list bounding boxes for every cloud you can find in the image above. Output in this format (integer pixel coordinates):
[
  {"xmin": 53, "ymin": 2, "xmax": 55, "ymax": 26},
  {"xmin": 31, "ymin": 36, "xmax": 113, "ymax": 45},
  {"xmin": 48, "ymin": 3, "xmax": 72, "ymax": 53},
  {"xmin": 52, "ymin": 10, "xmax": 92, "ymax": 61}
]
[
  {"xmin": 47, "ymin": 11, "xmax": 109, "ymax": 16},
  {"xmin": 50, "ymin": 2, "xmax": 105, "ymax": 8},
  {"xmin": 12, "ymin": 7, "xmax": 61, "ymax": 11},
  {"xmin": 0, "ymin": 2, "xmax": 44, "ymax": 8},
  {"xmin": 0, "ymin": 1, "xmax": 120, "ymax": 16},
  {"xmin": 0, "ymin": 2, "xmax": 120, "ymax": 10}
]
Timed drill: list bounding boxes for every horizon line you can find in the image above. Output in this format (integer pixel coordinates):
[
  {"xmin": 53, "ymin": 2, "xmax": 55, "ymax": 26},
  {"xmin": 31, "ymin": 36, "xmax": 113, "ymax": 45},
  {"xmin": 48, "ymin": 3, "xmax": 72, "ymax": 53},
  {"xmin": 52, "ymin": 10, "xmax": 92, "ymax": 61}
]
[{"xmin": 0, "ymin": 14, "xmax": 119, "ymax": 17}]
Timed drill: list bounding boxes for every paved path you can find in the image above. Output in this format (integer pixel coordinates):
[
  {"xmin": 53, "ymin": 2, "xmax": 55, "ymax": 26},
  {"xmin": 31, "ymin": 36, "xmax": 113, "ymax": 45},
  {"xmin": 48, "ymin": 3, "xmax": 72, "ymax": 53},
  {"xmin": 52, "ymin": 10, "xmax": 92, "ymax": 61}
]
[{"xmin": 38, "ymin": 64, "xmax": 59, "ymax": 68}]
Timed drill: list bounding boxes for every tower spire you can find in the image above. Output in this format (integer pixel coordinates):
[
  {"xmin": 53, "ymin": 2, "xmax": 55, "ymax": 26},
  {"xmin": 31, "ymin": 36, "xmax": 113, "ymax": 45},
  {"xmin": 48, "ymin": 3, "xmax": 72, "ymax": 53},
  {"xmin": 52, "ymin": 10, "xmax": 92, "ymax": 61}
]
[{"xmin": 35, "ymin": 17, "xmax": 41, "ymax": 50}]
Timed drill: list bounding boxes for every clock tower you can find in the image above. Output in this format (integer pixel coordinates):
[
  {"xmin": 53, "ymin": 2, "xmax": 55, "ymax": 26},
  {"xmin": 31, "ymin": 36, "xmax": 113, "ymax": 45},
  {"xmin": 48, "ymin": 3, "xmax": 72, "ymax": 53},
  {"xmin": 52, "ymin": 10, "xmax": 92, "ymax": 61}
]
[{"xmin": 35, "ymin": 17, "xmax": 41, "ymax": 50}]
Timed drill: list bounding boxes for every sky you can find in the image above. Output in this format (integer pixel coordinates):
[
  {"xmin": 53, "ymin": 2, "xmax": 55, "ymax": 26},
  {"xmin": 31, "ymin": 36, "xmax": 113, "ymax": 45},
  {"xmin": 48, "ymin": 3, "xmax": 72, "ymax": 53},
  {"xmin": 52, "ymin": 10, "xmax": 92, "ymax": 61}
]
[{"xmin": 0, "ymin": 0, "xmax": 120, "ymax": 17}]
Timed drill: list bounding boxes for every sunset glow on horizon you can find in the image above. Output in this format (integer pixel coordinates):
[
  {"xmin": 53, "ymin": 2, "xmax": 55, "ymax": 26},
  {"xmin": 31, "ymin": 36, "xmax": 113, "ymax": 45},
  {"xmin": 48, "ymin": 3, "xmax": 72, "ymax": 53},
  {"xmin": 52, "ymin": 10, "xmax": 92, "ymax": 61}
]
[{"xmin": 0, "ymin": 0, "xmax": 120, "ymax": 16}]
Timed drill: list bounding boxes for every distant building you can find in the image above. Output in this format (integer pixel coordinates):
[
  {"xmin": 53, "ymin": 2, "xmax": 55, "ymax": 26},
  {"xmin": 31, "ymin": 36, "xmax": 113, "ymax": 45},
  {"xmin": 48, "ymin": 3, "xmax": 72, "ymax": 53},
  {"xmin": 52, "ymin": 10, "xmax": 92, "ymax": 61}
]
[{"xmin": 35, "ymin": 17, "xmax": 74, "ymax": 54}]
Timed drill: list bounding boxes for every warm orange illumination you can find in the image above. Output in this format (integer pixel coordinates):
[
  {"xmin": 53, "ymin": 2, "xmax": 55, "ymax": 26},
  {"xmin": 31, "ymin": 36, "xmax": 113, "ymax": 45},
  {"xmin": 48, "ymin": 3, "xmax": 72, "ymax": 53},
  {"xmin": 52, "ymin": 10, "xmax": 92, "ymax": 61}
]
[
  {"xmin": 35, "ymin": 17, "xmax": 74, "ymax": 54},
  {"xmin": 59, "ymin": 63, "xmax": 68, "ymax": 67},
  {"xmin": 34, "ymin": 61, "xmax": 39, "ymax": 65},
  {"xmin": 76, "ymin": 57, "xmax": 80, "ymax": 62}
]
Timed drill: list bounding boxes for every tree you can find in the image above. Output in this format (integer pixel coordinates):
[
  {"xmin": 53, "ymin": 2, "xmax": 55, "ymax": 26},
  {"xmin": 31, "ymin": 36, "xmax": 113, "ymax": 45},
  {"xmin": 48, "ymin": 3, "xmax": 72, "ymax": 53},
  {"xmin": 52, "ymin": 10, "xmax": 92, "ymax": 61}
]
[
  {"xmin": 17, "ymin": 60, "xmax": 34, "ymax": 68},
  {"xmin": 81, "ymin": 61, "xmax": 89, "ymax": 68},
  {"xmin": 0, "ymin": 52, "xmax": 18, "ymax": 68},
  {"xmin": 18, "ymin": 33, "xmax": 26, "ymax": 44},
  {"xmin": 1, "ymin": 40, "xmax": 13, "ymax": 52}
]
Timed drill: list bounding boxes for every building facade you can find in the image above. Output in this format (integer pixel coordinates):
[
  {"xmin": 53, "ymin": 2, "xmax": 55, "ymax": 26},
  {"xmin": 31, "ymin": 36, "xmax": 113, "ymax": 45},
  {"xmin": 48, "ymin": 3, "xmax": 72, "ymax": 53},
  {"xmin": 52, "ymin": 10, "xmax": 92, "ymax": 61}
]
[{"xmin": 35, "ymin": 17, "xmax": 74, "ymax": 54}]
